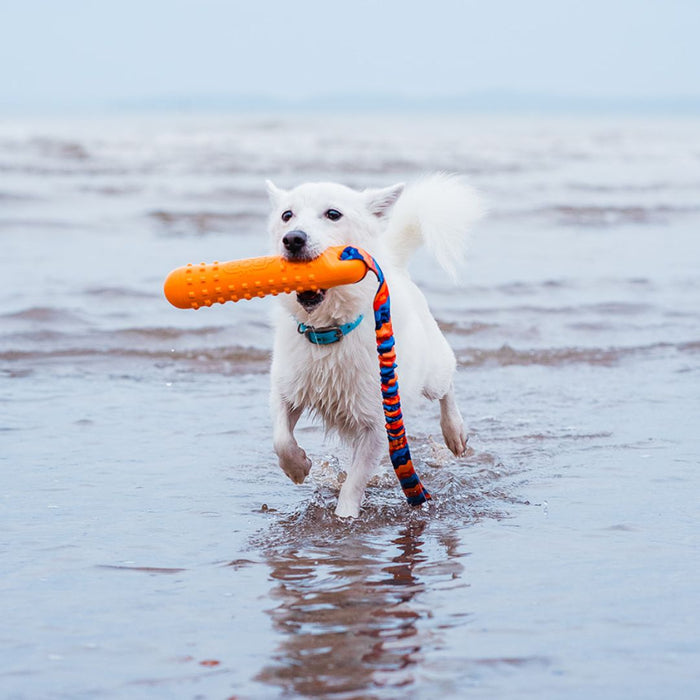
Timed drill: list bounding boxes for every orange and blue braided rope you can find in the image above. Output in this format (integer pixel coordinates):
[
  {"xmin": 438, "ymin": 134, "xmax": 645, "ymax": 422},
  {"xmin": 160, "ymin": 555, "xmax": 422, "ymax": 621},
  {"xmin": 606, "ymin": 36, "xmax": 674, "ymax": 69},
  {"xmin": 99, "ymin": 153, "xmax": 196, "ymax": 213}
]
[{"xmin": 340, "ymin": 246, "xmax": 431, "ymax": 507}]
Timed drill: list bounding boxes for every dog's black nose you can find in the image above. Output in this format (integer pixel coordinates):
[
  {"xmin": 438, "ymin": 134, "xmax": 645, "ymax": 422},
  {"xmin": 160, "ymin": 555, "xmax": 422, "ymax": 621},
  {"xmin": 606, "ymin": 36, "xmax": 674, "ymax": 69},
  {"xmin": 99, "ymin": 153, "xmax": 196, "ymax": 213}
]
[{"xmin": 282, "ymin": 230, "xmax": 307, "ymax": 254}]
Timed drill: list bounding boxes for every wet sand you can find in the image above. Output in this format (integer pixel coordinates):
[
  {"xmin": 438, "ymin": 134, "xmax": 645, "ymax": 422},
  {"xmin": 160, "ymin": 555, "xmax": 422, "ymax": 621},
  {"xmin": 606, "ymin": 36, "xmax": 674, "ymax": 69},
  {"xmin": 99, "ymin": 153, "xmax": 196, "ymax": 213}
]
[{"xmin": 1, "ymin": 113, "xmax": 699, "ymax": 698}]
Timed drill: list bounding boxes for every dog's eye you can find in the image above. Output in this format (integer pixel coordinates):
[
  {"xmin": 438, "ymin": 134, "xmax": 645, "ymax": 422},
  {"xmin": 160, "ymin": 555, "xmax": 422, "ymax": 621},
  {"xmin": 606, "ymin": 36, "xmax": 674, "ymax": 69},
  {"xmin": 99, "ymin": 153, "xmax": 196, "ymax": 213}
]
[
  {"xmin": 325, "ymin": 209, "xmax": 343, "ymax": 221},
  {"xmin": 281, "ymin": 210, "xmax": 293, "ymax": 223}
]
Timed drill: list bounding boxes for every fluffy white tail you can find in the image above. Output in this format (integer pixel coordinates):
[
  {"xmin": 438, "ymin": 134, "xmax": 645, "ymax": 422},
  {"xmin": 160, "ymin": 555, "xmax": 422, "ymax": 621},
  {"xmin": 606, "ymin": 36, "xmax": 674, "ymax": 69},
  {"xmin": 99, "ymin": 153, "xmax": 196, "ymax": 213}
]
[{"xmin": 384, "ymin": 173, "xmax": 483, "ymax": 278}]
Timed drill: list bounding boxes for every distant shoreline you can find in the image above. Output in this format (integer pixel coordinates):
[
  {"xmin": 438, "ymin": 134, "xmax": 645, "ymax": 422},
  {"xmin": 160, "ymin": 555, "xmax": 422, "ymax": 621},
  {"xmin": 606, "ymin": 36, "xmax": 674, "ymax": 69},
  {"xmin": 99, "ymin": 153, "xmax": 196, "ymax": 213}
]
[{"xmin": 3, "ymin": 91, "xmax": 700, "ymax": 119}]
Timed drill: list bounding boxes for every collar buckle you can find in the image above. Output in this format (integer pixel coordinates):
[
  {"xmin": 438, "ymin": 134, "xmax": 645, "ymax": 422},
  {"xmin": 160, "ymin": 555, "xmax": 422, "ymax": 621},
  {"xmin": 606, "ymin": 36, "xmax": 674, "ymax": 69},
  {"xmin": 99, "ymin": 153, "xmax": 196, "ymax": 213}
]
[{"xmin": 297, "ymin": 323, "xmax": 343, "ymax": 344}]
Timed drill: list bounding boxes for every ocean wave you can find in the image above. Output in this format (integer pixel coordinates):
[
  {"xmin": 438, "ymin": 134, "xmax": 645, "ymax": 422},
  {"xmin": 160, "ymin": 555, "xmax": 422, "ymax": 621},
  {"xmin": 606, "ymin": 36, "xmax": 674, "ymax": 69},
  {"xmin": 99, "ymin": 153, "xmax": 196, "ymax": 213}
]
[
  {"xmin": 116, "ymin": 325, "xmax": 238, "ymax": 341},
  {"xmin": 4, "ymin": 329, "xmax": 696, "ymax": 375},
  {"xmin": 0, "ymin": 190, "xmax": 43, "ymax": 201},
  {"xmin": 0, "ymin": 345, "xmax": 271, "ymax": 374},
  {"xmin": 0, "ymin": 136, "xmax": 89, "ymax": 161},
  {"xmin": 81, "ymin": 286, "xmax": 153, "ymax": 299},
  {"xmin": 437, "ymin": 320, "xmax": 500, "ymax": 335},
  {"xmin": 438, "ymin": 300, "xmax": 656, "ymax": 322},
  {"xmin": 148, "ymin": 209, "xmax": 263, "ymax": 235},
  {"xmin": 566, "ymin": 180, "xmax": 700, "ymax": 194},
  {"xmin": 29, "ymin": 137, "xmax": 91, "ymax": 161},
  {"xmin": 550, "ymin": 204, "xmax": 700, "ymax": 226},
  {"xmin": 0, "ymin": 217, "xmax": 80, "ymax": 231},
  {"xmin": 80, "ymin": 184, "xmax": 142, "ymax": 197},
  {"xmin": 1, "ymin": 306, "xmax": 89, "ymax": 324},
  {"xmin": 0, "ymin": 162, "xmax": 131, "ymax": 177},
  {"xmin": 456, "ymin": 342, "xmax": 681, "ymax": 367},
  {"xmin": 2, "ymin": 326, "xmax": 236, "ymax": 346},
  {"xmin": 513, "ymin": 204, "xmax": 700, "ymax": 226}
]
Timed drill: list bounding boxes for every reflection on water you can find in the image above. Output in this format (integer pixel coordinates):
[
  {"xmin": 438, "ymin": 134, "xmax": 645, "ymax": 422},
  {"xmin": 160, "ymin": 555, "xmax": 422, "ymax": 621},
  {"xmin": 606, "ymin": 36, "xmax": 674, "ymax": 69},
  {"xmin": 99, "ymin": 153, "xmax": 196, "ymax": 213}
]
[
  {"xmin": 249, "ymin": 443, "xmax": 526, "ymax": 697},
  {"xmin": 257, "ymin": 515, "xmax": 466, "ymax": 697}
]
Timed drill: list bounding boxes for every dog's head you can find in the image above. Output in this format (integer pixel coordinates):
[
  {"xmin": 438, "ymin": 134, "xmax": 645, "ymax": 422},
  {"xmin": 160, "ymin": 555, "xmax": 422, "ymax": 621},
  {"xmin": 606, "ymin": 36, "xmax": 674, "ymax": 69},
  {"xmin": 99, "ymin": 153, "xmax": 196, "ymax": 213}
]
[{"xmin": 266, "ymin": 180, "xmax": 404, "ymax": 316}]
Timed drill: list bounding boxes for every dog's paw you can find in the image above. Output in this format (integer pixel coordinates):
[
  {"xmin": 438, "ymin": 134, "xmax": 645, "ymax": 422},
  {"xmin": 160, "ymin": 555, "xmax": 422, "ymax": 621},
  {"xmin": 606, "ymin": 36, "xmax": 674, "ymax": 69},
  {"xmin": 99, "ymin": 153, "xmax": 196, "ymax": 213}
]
[
  {"xmin": 442, "ymin": 419, "xmax": 469, "ymax": 457},
  {"xmin": 335, "ymin": 478, "xmax": 365, "ymax": 518},
  {"xmin": 278, "ymin": 447, "xmax": 312, "ymax": 484},
  {"xmin": 334, "ymin": 499, "xmax": 360, "ymax": 519}
]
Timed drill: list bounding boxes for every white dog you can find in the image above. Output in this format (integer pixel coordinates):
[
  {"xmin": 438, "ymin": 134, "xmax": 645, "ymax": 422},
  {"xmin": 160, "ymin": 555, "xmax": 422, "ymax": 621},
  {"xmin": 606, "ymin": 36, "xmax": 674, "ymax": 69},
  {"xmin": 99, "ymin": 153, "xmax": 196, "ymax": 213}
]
[{"xmin": 266, "ymin": 174, "xmax": 482, "ymax": 517}]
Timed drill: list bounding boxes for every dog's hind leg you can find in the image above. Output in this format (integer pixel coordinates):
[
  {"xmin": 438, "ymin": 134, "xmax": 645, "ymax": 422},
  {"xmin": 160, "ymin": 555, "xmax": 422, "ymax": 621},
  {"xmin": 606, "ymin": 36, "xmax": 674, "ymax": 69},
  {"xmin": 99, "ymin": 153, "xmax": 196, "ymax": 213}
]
[
  {"xmin": 335, "ymin": 426, "xmax": 385, "ymax": 518},
  {"xmin": 439, "ymin": 384, "xmax": 468, "ymax": 457},
  {"xmin": 271, "ymin": 390, "xmax": 312, "ymax": 484}
]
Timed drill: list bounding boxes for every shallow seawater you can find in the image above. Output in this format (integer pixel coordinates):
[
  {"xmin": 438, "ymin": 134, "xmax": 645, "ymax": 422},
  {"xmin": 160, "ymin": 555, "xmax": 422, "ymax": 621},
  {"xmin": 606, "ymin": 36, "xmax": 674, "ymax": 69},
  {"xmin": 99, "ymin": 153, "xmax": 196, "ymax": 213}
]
[{"xmin": 1, "ymin": 113, "xmax": 699, "ymax": 698}]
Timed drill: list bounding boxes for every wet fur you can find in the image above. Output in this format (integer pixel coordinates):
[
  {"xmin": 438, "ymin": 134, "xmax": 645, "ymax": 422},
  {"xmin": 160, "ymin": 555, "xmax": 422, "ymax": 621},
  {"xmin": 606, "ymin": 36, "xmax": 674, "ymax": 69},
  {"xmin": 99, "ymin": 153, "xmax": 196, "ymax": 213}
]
[{"xmin": 267, "ymin": 174, "xmax": 483, "ymax": 517}]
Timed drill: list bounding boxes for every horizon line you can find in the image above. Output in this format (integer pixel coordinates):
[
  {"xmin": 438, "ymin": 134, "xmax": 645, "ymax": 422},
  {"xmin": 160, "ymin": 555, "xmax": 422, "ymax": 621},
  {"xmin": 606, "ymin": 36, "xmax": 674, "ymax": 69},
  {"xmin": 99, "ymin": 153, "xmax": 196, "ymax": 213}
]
[{"xmin": 3, "ymin": 90, "xmax": 700, "ymax": 117}]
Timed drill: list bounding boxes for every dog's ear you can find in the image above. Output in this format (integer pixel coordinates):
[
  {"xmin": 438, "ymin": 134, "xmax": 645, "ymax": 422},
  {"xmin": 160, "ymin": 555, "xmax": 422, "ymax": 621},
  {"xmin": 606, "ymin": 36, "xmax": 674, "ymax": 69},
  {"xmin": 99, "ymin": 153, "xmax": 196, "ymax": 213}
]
[
  {"xmin": 265, "ymin": 179, "xmax": 286, "ymax": 207},
  {"xmin": 363, "ymin": 183, "xmax": 405, "ymax": 218}
]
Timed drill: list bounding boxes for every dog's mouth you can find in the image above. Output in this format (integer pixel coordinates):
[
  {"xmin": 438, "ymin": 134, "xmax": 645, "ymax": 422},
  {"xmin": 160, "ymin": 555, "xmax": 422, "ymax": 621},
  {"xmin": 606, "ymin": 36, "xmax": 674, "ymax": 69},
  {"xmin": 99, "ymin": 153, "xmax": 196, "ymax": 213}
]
[
  {"xmin": 283, "ymin": 250, "xmax": 316, "ymax": 262},
  {"xmin": 297, "ymin": 289, "xmax": 326, "ymax": 311}
]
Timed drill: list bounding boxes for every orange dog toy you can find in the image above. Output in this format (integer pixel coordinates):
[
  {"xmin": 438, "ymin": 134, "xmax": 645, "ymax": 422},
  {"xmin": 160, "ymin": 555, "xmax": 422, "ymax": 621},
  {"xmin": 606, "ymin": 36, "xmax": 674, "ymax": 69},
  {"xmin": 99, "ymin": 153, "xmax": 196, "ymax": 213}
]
[{"xmin": 164, "ymin": 245, "xmax": 368, "ymax": 310}]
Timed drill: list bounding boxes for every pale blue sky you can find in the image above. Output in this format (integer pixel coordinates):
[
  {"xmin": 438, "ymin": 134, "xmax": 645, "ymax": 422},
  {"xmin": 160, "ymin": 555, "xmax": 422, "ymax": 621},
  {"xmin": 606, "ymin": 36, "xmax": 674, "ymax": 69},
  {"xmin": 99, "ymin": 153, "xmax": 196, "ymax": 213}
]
[{"xmin": 1, "ymin": 0, "xmax": 699, "ymax": 112}]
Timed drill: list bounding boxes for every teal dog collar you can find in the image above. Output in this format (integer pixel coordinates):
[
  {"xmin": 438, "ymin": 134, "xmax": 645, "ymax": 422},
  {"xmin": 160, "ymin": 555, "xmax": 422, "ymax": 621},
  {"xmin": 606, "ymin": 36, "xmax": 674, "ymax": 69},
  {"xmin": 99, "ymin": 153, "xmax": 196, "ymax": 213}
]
[{"xmin": 297, "ymin": 314, "xmax": 364, "ymax": 345}]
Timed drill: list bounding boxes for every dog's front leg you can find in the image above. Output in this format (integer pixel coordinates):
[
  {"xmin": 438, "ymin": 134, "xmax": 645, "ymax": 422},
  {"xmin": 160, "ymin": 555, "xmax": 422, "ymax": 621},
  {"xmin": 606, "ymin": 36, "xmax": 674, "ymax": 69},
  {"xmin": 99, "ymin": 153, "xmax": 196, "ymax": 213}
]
[
  {"xmin": 439, "ymin": 383, "xmax": 468, "ymax": 457},
  {"xmin": 271, "ymin": 390, "xmax": 311, "ymax": 484},
  {"xmin": 335, "ymin": 426, "xmax": 385, "ymax": 518}
]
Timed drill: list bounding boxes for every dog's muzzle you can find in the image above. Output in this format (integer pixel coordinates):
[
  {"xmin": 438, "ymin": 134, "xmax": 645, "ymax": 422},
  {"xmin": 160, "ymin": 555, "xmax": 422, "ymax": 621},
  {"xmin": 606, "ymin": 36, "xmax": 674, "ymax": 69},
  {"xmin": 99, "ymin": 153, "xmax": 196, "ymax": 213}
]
[{"xmin": 282, "ymin": 229, "xmax": 308, "ymax": 258}]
